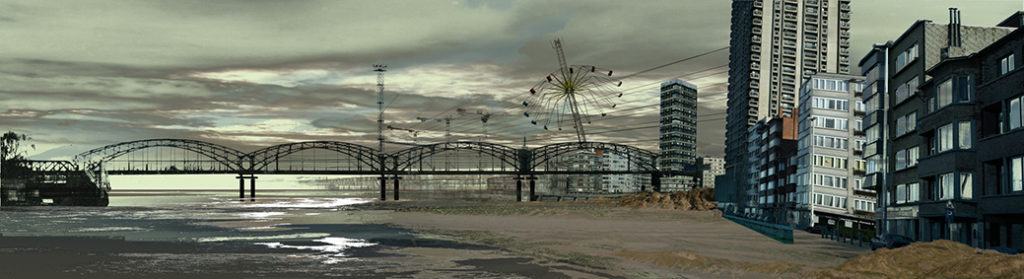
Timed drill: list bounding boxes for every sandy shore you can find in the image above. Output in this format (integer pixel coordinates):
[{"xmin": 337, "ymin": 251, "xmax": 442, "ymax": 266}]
[{"xmin": 354, "ymin": 200, "xmax": 871, "ymax": 278}]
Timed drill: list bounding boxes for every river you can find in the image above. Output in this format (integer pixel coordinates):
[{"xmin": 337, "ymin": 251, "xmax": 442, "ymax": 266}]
[{"xmin": 0, "ymin": 175, "xmax": 557, "ymax": 278}]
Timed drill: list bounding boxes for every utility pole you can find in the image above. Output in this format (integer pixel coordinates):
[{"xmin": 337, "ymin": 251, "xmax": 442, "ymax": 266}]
[{"xmin": 374, "ymin": 64, "xmax": 388, "ymax": 200}]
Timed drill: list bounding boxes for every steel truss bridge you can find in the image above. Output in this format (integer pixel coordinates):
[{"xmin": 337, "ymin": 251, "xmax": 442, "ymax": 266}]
[{"xmin": 22, "ymin": 139, "xmax": 702, "ymax": 201}]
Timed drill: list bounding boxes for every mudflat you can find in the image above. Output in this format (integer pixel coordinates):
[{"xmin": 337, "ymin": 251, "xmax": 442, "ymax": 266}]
[{"xmin": 358, "ymin": 199, "xmax": 871, "ymax": 278}]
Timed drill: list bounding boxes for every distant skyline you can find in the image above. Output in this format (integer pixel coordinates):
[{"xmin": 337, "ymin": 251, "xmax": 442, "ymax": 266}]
[{"xmin": 1, "ymin": 0, "xmax": 1020, "ymax": 160}]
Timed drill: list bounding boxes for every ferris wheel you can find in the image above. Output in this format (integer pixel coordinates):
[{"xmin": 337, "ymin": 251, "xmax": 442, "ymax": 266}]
[{"xmin": 520, "ymin": 39, "xmax": 624, "ymax": 142}]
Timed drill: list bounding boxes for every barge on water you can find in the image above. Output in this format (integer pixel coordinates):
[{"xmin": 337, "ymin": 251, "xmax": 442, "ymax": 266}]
[{"xmin": 1, "ymin": 160, "xmax": 109, "ymax": 206}]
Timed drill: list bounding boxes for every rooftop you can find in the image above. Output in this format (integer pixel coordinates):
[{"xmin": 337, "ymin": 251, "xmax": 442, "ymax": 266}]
[{"xmin": 661, "ymin": 78, "xmax": 698, "ymax": 90}]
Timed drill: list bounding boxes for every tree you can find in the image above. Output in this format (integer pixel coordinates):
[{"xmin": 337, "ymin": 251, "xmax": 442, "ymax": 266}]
[{"xmin": 1, "ymin": 131, "xmax": 34, "ymax": 162}]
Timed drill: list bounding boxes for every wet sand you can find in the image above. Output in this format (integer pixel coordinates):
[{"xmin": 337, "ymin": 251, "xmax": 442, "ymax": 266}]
[
  {"xmin": 358, "ymin": 200, "xmax": 871, "ymax": 278},
  {"xmin": 1, "ymin": 198, "xmax": 872, "ymax": 278}
]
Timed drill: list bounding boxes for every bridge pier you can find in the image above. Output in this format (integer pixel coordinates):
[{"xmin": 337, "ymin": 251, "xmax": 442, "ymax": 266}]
[
  {"xmin": 515, "ymin": 176, "xmax": 523, "ymax": 202},
  {"xmin": 652, "ymin": 172, "xmax": 662, "ymax": 193},
  {"xmin": 250, "ymin": 175, "xmax": 258, "ymax": 201},
  {"xmin": 393, "ymin": 176, "xmax": 401, "ymax": 201},
  {"xmin": 236, "ymin": 174, "xmax": 257, "ymax": 201},
  {"xmin": 237, "ymin": 174, "xmax": 245, "ymax": 201},
  {"xmin": 529, "ymin": 177, "xmax": 536, "ymax": 201},
  {"xmin": 379, "ymin": 176, "xmax": 386, "ymax": 201}
]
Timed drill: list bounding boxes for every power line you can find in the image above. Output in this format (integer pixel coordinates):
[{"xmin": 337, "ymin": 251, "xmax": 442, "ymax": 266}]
[{"xmin": 618, "ymin": 47, "xmax": 729, "ymax": 80}]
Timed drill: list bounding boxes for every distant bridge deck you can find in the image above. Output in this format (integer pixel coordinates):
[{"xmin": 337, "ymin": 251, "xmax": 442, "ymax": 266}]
[{"xmin": 11, "ymin": 139, "xmax": 704, "ymax": 202}]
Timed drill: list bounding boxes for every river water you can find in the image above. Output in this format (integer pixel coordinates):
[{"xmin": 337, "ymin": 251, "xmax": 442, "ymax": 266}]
[{"xmin": 0, "ymin": 179, "xmax": 560, "ymax": 278}]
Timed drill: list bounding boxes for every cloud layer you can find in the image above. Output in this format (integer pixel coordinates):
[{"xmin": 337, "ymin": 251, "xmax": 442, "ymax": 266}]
[{"xmin": 1, "ymin": 0, "xmax": 1019, "ymax": 160}]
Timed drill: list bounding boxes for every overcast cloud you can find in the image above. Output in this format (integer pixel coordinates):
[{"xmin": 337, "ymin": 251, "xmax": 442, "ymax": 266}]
[{"xmin": 1, "ymin": 0, "xmax": 1020, "ymax": 160}]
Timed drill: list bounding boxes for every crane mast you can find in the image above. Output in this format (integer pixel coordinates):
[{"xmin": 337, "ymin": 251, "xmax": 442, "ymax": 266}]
[{"xmin": 552, "ymin": 39, "xmax": 586, "ymax": 142}]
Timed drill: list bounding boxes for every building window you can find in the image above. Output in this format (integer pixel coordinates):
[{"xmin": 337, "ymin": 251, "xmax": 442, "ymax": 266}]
[
  {"xmin": 896, "ymin": 150, "xmax": 907, "ymax": 170},
  {"xmin": 959, "ymin": 121, "xmax": 972, "ymax": 149},
  {"xmin": 812, "ymin": 97, "xmax": 849, "ymax": 111},
  {"xmin": 811, "ymin": 78, "xmax": 848, "ymax": 92},
  {"xmin": 896, "ymin": 117, "xmax": 906, "ymax": 136},
  {"xmin": 937, "ymin": 78, "xmax": 953, "ymax": 108},
  {"xmin": 867, "ymin": 125, "xmax": 879, "ymax": 142},
  {"xmin": 813, "ymin": 116, "xmax": 848, "ymax": 130},
  {"xmin": 895, "ymin": 76, "xmax": 919, "ymax": 104},
  {"xmin": 813, "ymin": 155, "xmax": 848, "ymax": 170},
  {"xmin": 814, "ymin": 135, "xmax": 848, "ymax": 150},
  {"xmin": 908, "ymin": 146, "xmax": 919, "ymax": 167},
  {"xmin": 813, "ymin": 173, "xmax": 848, "ymax": 189},
  {"xmin": 895, "ymin": 44, "xmax": 919, "ymax": 72},
  {"xmin": 1001, "ymin": 53, "xmax": 1016, "ymax": 75},
  {"xmin": 960, "ymin": 172, "xmax": 973, "ymax": 199},
  {"xmin": 938, "ymin": 172, "xmax": 955, "ymax": 200},
  {"xmin": 895, "ymin": 112, "xmax": 918, "ymax": 137},
  {"xmin": 895, "ymin": 147, "xmax": 919, "ymax": 170},
  {"xmin": 933, "ymin": 75, "xmax": 974, "ymax": 112},
  {"xmin": 908, "ymin": 183, "xmax": 920, "ymax": 202},
  {"xmin": 854, "ymin": 199, "xmax": 875, "ymax": 211},
  {"xmin": 936, "ymin": 123, "xmax": 954, "ymax": 154},
  {"xmin": 896, "ymin": 184, "xmax": 907, "ymax": 204},
  {"xmin": 1009, "ymin": 95, "xmax": 1023, "ymax": 131},
  {"xmin": 1012, "ymin": 156, "xmax": 1024, "ymax": 192}
]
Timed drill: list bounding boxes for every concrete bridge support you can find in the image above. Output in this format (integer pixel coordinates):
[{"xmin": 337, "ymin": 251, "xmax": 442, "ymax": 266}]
[
  {"xmin": 529, "ymin": 176, "xmax": 536, "ymax": 201},
  {"xmin": 379, "ymin": 176, "xmax": 387, "ymax": 201},
  {"xmin": 515, "ymin": 176, "xmax": 523, "ymax": 202},
  {"xmin": 250, "ymin": 175, "xmax": 257, "ymax": 201},
  {"xmin": 236, "ymin": 174, "xmax": 257, "ymax": 201},
  {"xmin": 392, "ymin": 176, "xmax": 401, "ymax": 201},
  {"xmin": 237, "ymin": 174, "xmax": 245, "ymax": 201},
  {"xmin": 652, "ymin": 171, "xmax": 662, "ymax": 193}
]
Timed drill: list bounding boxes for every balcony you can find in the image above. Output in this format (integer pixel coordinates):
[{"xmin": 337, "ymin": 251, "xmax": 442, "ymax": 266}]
[
  {"xmin": 840, "ymin": 4, "xmax": 851, "ymax": 11},
  {"xmin": 853, "ymin": 210, "xmax": 876, "ymax": 218}
]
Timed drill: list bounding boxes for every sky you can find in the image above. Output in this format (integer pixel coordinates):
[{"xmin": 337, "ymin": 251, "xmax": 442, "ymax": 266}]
[{"xmin": 2, "ymin": 0, "xmax": 1022, "ymax": 161}]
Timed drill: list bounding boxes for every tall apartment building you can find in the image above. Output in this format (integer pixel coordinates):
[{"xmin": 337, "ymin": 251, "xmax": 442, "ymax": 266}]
[
  {"xmin": 659, "ymin": 78, "xmax": 698, "ymax": 171},
  {"xmin": 857, "ymin": 10, "xmax": 1016, "ymax": 244},
  {"xmin": 549, "ymin": 148, "xmax": 645, "ymax": 193},
  {"xmin": 601, "ymin": 151, "xmax": 646, "ymax": 193},
  {"xmin": 701, "ymin": 156, "xmax": 726, "ymax": 189},
  {"xmin": 793, "ymin": 73, "xmax": 871, "ymax": 230},
  {"xmin": 745, "ymin": 116, "xmax": 799, "ymax": 222},
  {"xmin": 724, "ymin": 0, "xmax": 853, "ymax": 209}
]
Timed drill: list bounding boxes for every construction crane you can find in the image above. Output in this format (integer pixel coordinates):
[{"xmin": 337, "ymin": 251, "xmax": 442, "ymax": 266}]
[{"xmin": 552, "ymin": 39, "xmax": 586, "ymax": 142}]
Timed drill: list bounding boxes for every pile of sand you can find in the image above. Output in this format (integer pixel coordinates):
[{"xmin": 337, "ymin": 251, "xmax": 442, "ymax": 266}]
[
  {"xmin": 615, "ymin": 250, "xmax": 804, "ymax": 276},
  {"xmin": 613, "ymin": 189, "xmax": 717, "ymax": 211},
  {"xmin": 807, "ymin": 240, "xmax": 1024, "ymax": 278},
  {"xmin": 620, "ymin": 240, "xmax": 1024, "ymax": 278}
]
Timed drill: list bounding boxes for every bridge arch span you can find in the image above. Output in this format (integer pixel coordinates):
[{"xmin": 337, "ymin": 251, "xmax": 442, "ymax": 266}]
[
  {"xmin": 390, "ymin": 141, "xmax": 519, "ymax": 174},
  {"xmin": 530, "ymin": 141, "xmax": 658, "ymax": 172},
  {"xmin": 247, "ymin": 141, "xmax": 382, "ymax": 173},
  {"xmin": 73, "ymin": 139, "xmax": 247, "ymax": 172}
]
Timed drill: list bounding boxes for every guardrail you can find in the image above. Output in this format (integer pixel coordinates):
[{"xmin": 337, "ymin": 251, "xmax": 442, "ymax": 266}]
[{"xmin": 723, "ymin": 214, "xmax": 794, "ymax": 244}]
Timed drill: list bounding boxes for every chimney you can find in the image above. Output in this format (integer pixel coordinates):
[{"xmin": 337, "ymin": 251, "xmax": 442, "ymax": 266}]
[{"xmin": 948, "ymin": 8, "xmax": 963, "ymax": 47}]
